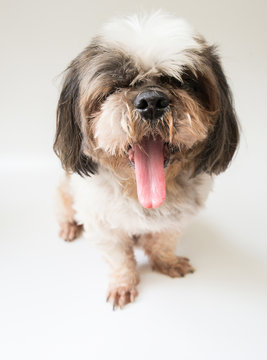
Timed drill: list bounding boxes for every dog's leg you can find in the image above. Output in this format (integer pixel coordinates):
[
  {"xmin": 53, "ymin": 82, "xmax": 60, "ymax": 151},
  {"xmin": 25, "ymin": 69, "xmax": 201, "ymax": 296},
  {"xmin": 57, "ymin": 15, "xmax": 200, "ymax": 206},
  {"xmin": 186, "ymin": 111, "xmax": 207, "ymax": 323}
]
[
  {"xmin": 91, "ymin": 231, "xmax": 139, "ymax": 309},
  {"xmin": 106, "ymin": 242, "xmax": 140, "ymax": 309},
  {"xmin": 56, "ymin": 174, "xmax": 83, "ymax": 242},
  {"xmin": 139, "ymin": 232, "xmax": 195, "ymax": 278}
]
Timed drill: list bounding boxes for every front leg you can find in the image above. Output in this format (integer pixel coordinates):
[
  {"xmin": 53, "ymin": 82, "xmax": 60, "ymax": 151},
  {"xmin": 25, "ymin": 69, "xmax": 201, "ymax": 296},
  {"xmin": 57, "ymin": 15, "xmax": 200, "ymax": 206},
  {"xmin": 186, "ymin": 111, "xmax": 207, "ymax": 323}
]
[
  {"xmin": 56, "ymin": 174, "xmax": 84, "ymax": 242},
  {"xmin": 139, "ymin": 231, "xmax": 195, "ymax": 278},
  {"xmin": 87, "ymin": 228, "xmax": 140, "ymax": 309}
]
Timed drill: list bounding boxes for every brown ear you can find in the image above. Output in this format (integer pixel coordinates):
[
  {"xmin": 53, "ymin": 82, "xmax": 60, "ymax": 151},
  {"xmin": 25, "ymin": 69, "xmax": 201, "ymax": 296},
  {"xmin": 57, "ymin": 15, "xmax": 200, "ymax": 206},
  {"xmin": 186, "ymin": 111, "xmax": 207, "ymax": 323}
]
[
  {"xmin": 53, "ymin": 61, "xmax": 97, "ymax": 176},
  {"xmin": 194, "ymin": 47, "xmax": 239, "ymax": 175}
]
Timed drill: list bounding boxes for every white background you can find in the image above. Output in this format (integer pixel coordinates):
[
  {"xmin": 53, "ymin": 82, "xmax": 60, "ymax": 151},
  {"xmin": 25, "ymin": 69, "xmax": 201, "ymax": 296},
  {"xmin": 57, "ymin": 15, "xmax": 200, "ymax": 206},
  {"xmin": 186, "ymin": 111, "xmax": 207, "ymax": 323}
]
[{"xmin": 0, "ymin": 0, "xmax": 266, "ymax": 359}]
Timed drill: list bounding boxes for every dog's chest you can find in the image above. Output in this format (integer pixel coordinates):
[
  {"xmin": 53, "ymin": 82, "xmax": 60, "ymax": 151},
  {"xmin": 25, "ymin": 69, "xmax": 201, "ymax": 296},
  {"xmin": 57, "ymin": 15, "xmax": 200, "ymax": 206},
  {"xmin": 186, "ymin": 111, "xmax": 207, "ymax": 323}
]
[{"xmin": 70, "ymin": 169, "xmax": 212, "ymax": 235}]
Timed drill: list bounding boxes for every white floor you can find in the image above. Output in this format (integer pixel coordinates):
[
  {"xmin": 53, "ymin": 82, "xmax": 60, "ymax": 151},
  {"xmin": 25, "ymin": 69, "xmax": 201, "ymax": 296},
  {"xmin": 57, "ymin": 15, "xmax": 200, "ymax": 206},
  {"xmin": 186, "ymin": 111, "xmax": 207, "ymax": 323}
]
[{"xmin": 1, "ymin": 151, "xmax": 266, "ymax": 360}]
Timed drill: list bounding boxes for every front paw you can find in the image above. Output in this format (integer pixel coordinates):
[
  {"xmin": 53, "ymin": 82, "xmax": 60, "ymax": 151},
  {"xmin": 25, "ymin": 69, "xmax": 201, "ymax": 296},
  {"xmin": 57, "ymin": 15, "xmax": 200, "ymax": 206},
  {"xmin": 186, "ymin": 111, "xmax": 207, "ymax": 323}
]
[
  {"xmin": 106, "ymin": 285, "xmax": 138, "ymax": 310},
  {"xmin": 59, "ymin": 221, "xmax": 83, "ymax": 242},
  {"xmin": 152, "ymin": 256, "xmax": 195, "ymax": 278}
]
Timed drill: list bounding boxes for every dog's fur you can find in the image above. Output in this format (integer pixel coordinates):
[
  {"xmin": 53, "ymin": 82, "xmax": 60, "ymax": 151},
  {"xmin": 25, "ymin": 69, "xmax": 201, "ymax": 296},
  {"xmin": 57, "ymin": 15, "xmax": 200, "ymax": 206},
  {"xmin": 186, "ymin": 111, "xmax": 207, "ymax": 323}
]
[{"xmin": 54, "ymin": 12, "xmax": 239, "ymax": 309}]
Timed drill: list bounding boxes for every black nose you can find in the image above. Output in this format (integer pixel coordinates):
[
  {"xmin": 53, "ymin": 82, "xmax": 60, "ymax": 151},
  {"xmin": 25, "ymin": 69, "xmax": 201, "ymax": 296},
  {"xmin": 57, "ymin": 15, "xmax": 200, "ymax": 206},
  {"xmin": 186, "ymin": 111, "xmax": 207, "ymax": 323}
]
[{"xmin": 134, "ymin": 91, "xmax": 169, "ymax": 121}]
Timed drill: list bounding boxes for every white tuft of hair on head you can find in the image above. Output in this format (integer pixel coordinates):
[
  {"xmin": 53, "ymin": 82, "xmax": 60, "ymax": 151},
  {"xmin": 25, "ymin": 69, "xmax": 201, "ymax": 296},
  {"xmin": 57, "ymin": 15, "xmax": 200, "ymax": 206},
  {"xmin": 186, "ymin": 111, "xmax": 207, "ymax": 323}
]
[{"xmin": 100, "ymin": 10, "xmax": 203, "ymax": 76}]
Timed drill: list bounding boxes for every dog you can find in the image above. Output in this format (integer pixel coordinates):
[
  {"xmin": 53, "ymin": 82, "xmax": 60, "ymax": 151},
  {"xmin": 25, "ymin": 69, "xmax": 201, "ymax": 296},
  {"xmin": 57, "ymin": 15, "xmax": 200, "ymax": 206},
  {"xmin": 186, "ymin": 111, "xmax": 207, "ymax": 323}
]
[{"xmin": 54, "ymin": 11, "xmax": 239, "ymax": 309}]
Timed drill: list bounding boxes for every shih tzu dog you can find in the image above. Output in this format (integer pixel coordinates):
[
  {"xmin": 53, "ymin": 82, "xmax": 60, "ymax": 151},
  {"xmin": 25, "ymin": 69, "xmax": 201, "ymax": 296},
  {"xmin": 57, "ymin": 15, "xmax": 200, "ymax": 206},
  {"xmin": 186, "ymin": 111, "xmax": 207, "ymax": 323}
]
[{"xmin": 54, "ymin": 11, "xmax": 239, "ymax": 309}]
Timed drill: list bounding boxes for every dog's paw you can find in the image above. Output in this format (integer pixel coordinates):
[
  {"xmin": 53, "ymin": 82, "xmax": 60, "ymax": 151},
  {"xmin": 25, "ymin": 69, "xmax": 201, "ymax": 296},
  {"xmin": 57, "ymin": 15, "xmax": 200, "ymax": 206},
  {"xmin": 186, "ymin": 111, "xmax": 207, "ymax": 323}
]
[
  {"xmin": 152, "ymin": 256, "xmax": 195, "ymax": 278},
  {"xmin": 59, "ymin": 222, "xmax": 83, "ymax": 242},
  {"xmin": 106, "ymin": 285, "xmax": 138, "ymax": 310}
]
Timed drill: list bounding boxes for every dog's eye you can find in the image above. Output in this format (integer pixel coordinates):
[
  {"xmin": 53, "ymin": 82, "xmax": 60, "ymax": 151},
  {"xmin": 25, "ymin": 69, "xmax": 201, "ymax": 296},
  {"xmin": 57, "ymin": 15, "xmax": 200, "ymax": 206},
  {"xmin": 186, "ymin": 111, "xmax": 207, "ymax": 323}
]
[
  {"xmin": 132, "ymin": 79, "xmax": 145, "ymax": 88},
  {"xmin": 160, "ymin": 76, "xmax": 182, "ymax": 88},
  {"xmin": 182, "ymin": 76, "xmax": 200, "ymax": 93}
]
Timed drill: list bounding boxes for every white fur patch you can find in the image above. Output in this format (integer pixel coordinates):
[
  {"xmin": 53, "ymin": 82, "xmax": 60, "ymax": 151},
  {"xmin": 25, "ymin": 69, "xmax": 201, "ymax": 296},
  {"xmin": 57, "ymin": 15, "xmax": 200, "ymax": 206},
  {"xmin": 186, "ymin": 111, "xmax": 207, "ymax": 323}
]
[
  {"xmin": 94, "ymin": 94, "xmax": 128, "ymax": 154},
  {"xmin": 69, "ymin": 167, "xmax": 213, "ymax": 241},
  {"xmin": 100, "ymin": 11, "xmax": 203, "ymax": 77}
]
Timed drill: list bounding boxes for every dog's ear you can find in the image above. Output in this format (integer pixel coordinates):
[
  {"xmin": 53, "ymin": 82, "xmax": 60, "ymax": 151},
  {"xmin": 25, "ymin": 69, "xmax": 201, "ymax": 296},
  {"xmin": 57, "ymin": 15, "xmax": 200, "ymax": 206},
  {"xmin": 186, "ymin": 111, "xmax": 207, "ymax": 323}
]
[
  {"xmin": 53, "ymin": 60, "xmax": 97, "ymax": 176},
  {"xmin": 194, "ymin": 46, "xmax": 239, "ymax": 175}
]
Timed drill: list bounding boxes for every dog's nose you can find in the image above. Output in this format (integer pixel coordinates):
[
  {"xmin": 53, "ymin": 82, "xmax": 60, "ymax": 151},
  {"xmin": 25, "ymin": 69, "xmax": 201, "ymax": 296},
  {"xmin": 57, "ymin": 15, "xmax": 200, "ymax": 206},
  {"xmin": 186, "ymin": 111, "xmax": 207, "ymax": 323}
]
[{"xmin": 134, "ymin": 91, "xmax": 169, "ymax": 121}]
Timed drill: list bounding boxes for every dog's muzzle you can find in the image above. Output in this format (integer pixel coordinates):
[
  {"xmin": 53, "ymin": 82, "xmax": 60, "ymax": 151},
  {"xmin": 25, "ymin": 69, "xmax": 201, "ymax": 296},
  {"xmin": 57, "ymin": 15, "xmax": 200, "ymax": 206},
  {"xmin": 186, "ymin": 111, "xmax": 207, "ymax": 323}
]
[{"xmin": 134, "ymin": 90, "xmax": 169, "ymax": 123}]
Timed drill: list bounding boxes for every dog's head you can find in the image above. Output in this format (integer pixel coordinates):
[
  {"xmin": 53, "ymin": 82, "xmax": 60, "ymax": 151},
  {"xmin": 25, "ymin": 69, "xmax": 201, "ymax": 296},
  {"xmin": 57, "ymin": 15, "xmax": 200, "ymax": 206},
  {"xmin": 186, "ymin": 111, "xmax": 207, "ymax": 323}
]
[{"xmin": 54, "ymin": 12, "xmax": 239, "ymax": 208}]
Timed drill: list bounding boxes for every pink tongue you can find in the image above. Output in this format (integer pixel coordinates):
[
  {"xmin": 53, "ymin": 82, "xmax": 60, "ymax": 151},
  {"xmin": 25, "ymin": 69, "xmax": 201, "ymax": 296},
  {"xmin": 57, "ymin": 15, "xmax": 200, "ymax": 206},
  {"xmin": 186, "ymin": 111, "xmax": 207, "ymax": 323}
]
[{"xmin": 133, "ymin": 136, "xmax": 166, "ymax": 209}]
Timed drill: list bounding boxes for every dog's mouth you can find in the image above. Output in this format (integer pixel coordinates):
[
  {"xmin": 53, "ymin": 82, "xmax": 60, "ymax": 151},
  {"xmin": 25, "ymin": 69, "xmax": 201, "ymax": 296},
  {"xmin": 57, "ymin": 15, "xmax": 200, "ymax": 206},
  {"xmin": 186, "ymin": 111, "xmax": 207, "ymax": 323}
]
[{"xmin": 127, "ymin": 135, "xmax": 170, "ymax": 209}]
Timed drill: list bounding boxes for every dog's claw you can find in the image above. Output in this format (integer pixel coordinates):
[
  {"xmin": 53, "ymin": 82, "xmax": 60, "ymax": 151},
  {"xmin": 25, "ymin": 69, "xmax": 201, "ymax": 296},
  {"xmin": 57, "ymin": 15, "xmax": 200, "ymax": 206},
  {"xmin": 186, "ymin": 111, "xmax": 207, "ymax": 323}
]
[
  {"xmin": 107, "ymin": 285, "xmax": 138, "ymax": 310},
  {"xmin": 59, "ymin": 222, "xmax": 83, "ymax": 242},
  {"xmin": 152, "ymin": 256, "xmax": 195, "ymax": 278}
]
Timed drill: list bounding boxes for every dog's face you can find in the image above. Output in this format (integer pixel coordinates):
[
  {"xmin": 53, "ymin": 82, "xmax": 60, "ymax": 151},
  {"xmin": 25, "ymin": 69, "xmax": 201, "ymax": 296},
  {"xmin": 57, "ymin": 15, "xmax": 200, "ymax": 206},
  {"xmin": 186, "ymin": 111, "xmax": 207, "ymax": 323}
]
[{"xmin": 54, "ymin": 13, "xmax": 239, "ymax": 208}]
